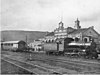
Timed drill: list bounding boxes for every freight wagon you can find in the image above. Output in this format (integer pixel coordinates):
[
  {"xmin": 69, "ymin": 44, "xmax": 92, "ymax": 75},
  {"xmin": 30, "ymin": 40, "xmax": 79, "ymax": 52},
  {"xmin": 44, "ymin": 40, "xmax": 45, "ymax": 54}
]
[{"xmin": 43, "ymin": 41, "xmax": 64, "ymax": 55}]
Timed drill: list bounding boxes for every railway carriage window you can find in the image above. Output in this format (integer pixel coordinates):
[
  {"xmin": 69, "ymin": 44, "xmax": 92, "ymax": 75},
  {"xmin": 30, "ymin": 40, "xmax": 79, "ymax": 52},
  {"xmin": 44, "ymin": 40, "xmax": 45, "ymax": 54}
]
[
  {"xmin": 5, "ymin": 44, "xmax": 6, "ymax": 45},
  {"xmin": 7, "ymin": 43, "xmax": 8, "ymax": 46},
  {"xmin": 9, "ymin": 43, "xmax": 11, "ymax": 46},
  {"xmin": 5, "ymin": 44, "xmax": 6, "ymax": 46},
  {"xmin": 8, "ymin": 43, "xmax": 11, "ymax": 46},
  {"xmin": 8, "ymin": 43, "xmax": 10, "ymax": 46},
  {"xmin": 5, "ymin": 43, "xmax": 7, "ymax": 46},
  {"xmin": 7, "ymin": 43, "xmax": 9, "ymax": 46},
  {"xmin": 11, "ymin": 43, "xmax": 13, "ymax": 46}
]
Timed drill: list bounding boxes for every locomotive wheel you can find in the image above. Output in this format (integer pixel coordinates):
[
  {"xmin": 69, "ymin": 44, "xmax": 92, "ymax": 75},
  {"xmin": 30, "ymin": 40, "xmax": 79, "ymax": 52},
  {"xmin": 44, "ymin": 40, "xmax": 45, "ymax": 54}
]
[
  {"xmin": 62, "ymin": 52, "xmax": 65, "ymax": 56},
  {"xmin": 87, "ymin": 54, "xmax": 93, "ymax": 59},
  {"xmin": 92, "ymin": 52, "xmax": 98, "ymax": 59}
]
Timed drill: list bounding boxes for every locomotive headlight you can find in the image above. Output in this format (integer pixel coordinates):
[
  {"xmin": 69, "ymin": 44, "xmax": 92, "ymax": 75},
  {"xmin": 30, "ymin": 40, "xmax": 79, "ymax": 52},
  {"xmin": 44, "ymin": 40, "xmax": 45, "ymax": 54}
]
[{"xmin": 82, "ymin": 49, "xmax": 86, "ymax": 52}]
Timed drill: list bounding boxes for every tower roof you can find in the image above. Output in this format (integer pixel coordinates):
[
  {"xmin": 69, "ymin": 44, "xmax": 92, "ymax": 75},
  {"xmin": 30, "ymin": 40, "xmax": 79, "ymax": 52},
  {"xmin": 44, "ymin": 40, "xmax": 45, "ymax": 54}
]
[
  {"xmin": 75, "ymin": 18, "xmax": 80, "ymax": 22},
  {"xmin": 59, "ymin": 21, "xmax": 63, "ymax": 24},
  {"xmin": 74, "ymin": 18, "xmax": 81, "ymax": 29}
]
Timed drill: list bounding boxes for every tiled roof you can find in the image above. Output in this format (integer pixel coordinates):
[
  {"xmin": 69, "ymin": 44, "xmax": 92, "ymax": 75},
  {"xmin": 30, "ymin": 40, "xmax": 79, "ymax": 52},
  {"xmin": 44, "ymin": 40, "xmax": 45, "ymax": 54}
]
[
  {"xmin": 46, "ymin": 32, "xmax": 54, "ymax": 36},
  {"xmin": 68, "ymin": 28, "xmax": 88, "ymax": 34},
  {"xmin": 65, "ymin": 27, "xmax": 74, "ymax": 30}
]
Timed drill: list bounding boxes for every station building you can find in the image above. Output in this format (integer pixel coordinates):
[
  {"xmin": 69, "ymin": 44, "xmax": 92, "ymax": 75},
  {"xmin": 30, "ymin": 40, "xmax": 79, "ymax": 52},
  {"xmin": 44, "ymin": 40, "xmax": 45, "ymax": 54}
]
[{"xmin": 44, "ymin": 18, "xmax": 100, "ymax": 43}]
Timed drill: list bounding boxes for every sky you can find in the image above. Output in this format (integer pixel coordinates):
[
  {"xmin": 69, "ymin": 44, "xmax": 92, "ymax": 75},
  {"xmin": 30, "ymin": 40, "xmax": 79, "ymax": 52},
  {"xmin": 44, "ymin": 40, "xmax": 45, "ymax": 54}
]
[{"xmin": 1, "ymin": 0, "xmax": 100, "ymax": 33}]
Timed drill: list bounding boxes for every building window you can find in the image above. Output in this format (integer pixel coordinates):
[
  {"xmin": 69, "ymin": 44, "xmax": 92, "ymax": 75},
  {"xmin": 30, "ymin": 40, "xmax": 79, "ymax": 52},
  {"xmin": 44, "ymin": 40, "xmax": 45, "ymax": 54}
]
[
  {"xmin": 49, "ymin": 40, "xmax": 50, "ymax": 43},
  {"xmin": 52, "ymin": 40, "xmax": 54, "ymax": 42},
  {"xmin": 75, "ymin": 37, "xmax": 79, "ymax": 42},
  {"xmin": 84, "ymin": 38, "xmax": 88, "ymax": 43}
]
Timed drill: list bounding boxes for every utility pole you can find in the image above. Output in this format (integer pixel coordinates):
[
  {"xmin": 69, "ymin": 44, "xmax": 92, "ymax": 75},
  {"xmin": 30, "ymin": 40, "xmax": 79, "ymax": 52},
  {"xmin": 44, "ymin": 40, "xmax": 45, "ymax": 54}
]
[
  {"xmin": 26, "ymin": 35, "xmax": 27, "ymax": 45},
  {"xmin": 26, "ymin": 35, "xmax": 32, "ymax": 61}
]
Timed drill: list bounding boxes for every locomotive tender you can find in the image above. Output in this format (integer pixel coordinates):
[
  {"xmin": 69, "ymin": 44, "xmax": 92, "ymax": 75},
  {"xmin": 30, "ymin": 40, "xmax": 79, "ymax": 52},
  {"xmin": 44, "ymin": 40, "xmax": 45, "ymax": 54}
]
[{"xmin": 43, "ymin": 38, "xmax": 98, "ymax": 59}]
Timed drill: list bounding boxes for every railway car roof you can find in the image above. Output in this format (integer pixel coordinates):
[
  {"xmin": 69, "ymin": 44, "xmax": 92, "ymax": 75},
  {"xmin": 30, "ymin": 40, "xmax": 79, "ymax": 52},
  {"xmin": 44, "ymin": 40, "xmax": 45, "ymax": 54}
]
[{"xmin": 1, "ymin": 40, "xmax": 24, "ymax": 44}]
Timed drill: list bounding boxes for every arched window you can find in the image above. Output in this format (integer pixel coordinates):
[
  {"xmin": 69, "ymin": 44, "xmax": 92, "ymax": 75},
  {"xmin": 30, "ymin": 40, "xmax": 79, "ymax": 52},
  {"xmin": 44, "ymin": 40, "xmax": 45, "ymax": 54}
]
[
  {"xmin": 75, "ymin": 38, "xmax": 79, "ymax": 42},
  {"xmin": 84, "ymin": 38, "xmax": 87, "ymax": 43},
  {"xmin": 49, "ymin": 40, "xmax": 50, "ymax": 43},
  {"xmin": 52, "ymin": 40, "xmax": 54, "ymax": 42},
  {"xmin": 46, "ymin": 40, "xmax": 47, "ymax": 43}
]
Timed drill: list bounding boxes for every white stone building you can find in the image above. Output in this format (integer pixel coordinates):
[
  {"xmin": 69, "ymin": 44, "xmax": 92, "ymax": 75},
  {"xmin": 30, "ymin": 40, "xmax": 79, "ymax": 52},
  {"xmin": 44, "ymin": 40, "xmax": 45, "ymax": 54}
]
[{"xmin": 44, "ymin": 18, "xmax": 100, "ymax": 43}]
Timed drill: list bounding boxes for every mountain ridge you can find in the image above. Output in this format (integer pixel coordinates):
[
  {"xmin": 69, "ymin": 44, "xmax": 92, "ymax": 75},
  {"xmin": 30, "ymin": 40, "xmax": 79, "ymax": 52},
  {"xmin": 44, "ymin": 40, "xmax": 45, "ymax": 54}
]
[{"xmin": 1, "ymin": 30, "xmax": 48, "ymax": 43}]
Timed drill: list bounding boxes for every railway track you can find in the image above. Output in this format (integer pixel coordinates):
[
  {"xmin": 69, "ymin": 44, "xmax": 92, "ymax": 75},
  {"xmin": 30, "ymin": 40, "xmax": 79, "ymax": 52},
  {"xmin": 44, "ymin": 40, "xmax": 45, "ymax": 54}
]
[
  {"xmin": 2, "ymin": 50, "xmax": 100, "ymax": 63},
  {"xmin": 2, "ymin": 56, "xmax": 76, "ymax": 74},
  {"xmin": 26, "ymin": 55, "xmax": 100, "ymax": 73},
  {"xmin": 43, "ymin": 55, "xmax": 100, "ymax": 66},
  {"xmin": 1, "ymin": 57, "xmax": 61, "ymax": 74},
  {"xmin": 2, "ymin": 50, "xmax": 100, "ymax": 65},
  {"xmin": 1, "ymin": 59, "xmax": 34, "ymax": 74},
  {"xmin": 33, "ymin": 56, "xmax": 100, "ymax": 68},
  {"xmin": 20, "ymin": 51, "xmax": 100, "ymax": 67},
  {"xmin": 21, "ymin": 52, "xmax": 100, "ymax": 73},
  {"xmin": 2, "ymin": 51, "xmax": 100, "ymax": 74}
]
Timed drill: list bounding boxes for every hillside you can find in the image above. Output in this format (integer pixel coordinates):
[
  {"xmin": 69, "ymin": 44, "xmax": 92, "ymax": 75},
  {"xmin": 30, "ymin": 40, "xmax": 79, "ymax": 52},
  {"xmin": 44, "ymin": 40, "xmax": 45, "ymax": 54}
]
[{"xmin": 1, "ymin": 30, "xmax": 47, "ymax": 43}]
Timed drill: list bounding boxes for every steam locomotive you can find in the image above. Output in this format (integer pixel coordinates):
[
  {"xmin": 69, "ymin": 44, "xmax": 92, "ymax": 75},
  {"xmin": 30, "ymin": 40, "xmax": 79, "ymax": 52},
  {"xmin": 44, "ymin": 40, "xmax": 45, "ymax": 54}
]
[{"xmin": 43, "ymin": 38, "xmax": 98, "ymax": 59}]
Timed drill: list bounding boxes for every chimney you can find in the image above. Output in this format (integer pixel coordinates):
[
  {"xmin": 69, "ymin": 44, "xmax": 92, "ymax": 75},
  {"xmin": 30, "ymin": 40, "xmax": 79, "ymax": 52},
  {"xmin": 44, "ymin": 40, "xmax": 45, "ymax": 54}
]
[{"xmin": 91, "ymin": 26, "xmax": 94, "ymax": 29}]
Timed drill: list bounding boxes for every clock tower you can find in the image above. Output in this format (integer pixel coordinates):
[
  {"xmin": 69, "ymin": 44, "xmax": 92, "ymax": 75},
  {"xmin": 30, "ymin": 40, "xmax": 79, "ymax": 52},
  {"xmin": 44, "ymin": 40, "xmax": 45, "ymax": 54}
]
[{"xmin": 74, "ymin": 18, "xmax": 81, "ymax": 29}]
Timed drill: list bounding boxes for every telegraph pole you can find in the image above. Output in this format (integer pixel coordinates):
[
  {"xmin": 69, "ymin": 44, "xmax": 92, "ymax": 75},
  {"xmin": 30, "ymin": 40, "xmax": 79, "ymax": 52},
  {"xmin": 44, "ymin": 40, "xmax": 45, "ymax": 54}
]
[
  {"xmin": 26, "ymin": 35, "xmax": 32, "ymax": 61},
  {"xmin": 26, "ymin": 35, "xmax": 27, "ymax": 45}
]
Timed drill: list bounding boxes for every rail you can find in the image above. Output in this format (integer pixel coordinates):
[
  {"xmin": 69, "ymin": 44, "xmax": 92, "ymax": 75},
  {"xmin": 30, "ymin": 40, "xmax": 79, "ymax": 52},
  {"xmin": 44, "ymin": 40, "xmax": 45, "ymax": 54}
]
[{"xmin": 1, "ymin": 56, "xmax": 61, "ymax": 74}]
